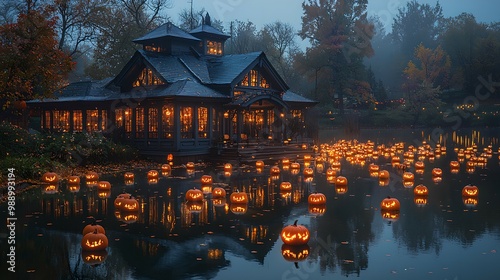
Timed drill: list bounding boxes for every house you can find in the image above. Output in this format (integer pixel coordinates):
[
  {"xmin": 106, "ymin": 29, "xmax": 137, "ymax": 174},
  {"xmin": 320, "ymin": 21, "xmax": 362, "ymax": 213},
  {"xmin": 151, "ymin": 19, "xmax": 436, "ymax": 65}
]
[{"xmin": 28, "ymin": 17, "xmax": 317, "ymax": 157}]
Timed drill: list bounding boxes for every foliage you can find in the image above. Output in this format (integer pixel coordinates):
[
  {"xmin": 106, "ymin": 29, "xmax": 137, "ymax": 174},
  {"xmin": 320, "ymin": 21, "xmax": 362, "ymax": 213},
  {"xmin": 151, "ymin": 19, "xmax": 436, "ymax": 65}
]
[
  {"xmin": 403, "ymin": 44, "xmax": 451, "ymax": 90},
  {"xmin": 225, "ymin": 20, "xmax": 261, "ymax": 54},
  {"xmin": 0, "ymin": 8, "xmax": 74, "ymax": 109}
]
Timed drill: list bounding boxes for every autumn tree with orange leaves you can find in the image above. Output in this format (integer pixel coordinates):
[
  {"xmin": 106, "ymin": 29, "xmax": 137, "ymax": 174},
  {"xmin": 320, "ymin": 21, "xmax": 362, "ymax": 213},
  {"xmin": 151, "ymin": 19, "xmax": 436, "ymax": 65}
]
[{"xmin": 0, "ymin": 7, "xmax": 74, "ymax": 112}]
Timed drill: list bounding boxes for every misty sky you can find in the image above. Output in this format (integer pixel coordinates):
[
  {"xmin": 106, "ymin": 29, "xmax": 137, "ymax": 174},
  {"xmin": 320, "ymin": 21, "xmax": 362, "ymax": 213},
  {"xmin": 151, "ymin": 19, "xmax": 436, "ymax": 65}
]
[{"xmin": 169, "ymin": 0, "xmax": 498, "ymax": 39}]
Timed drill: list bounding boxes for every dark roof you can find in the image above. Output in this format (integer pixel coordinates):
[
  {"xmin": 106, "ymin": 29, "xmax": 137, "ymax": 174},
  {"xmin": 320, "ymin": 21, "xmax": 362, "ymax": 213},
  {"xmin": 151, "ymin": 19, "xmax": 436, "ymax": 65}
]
[
  {"xmin": 189, "ymin": 24, "xmax": 230, "ymax": 39},
  {"xmin": 133, "ymin": 22, "xmax": 200, "ymax": 44},
  {"xmin": 208, "ymin": 52, "xmax": 263, "ymax": 84},
  {"xmin": 178, "ymin": 55, "xmax": 212, "ymax": 84},
  {"xmin": 139, "ymin": 50, "xmax": 197, "ymax": 83},
  {"xmin": 283, "ymin": 90, "xmax": 318, "ymax": 104},
  {"xmin": 27, "ymin": 79, "xmax": 113, "ymax": 103}
]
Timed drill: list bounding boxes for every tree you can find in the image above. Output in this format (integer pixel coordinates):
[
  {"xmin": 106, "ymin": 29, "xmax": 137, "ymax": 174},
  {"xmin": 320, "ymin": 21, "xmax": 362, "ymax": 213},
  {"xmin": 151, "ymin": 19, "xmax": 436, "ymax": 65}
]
[
  {"xmin": 0, "ymin": 7, "xmax": 74, "ymax": 109},
  {"xmin": 177, "ymin": 8, "xmax": 223, "ymax": 32},
  {"xmin": 298, "ymin": 0, "xmax": 374, "ymax": 113},
  {"xmin": 226, "ymin": 20, "xmax": 260, "ymax": 54}
]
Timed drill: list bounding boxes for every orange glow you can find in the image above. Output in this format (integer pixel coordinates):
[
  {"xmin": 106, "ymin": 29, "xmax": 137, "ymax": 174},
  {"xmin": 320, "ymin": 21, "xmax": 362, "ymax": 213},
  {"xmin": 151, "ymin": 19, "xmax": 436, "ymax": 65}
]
[
  {"xmin": 380, "ymin": 197, "xmax": 400, "ymax": 211},
  {"xmin": 462, "ymin": 185, "xmax": 479, "ymax": 197},
  {"xmin": 280, "ymin": 220, "xmax": 310, "ymax": 246},
  {"xmin": 414, "ymin": 184, "xmax": 428, "ymax": 196},
  {"xmin": 308, "ymin": 193, "xmax": 326, "ymax": 205}
]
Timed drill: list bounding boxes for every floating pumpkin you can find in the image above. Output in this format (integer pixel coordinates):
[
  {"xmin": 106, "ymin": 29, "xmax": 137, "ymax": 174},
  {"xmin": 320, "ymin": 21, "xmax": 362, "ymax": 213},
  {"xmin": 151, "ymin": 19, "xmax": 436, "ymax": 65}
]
[
  {"xmin": 115, "ymin": 210, "xmax": 139, "ymax": 224},
  {"xmin": 281, "ymin": 244, "xmax": 310, "ymax": 264},
  {"xmin": 42, "ymin": 172, "xmax": 59, "ymax": 183},
  {"xmin": 224, "ymin": 163, "xmax": 233, "ymax": 173},
  {"xmin": 432, "ymin": 176, "xmax": 442, "ymax": 184},
  {"xmin": 97, "ymin": 181, "xmax": 111, "ymax": 190},
  {"xmin": 86, "ymin": 172, "xmax": 99, "ymax": 182},
  {"xmin": 414, "ymin": 161, "xmax": 425, "ymax": 169},
  {"xmin": 369, "ymin": 164, "xmax": 379, "ymax": 173},
  {"xmin": 186, "ymin": 162, "xmax": 195, "ymax": 171},
  {"xmin": 161, "ymin": 164, "xmax": 171, "ymax": 174},
  {"xmin": 326, "ymin": 168, "xmax": 336, "ymax": 177},
  {"xmin": 282, "ymin": 158, "xmax": 290, "ymax": 167},
  {"xmin": 414, "ymin": 184, "xmax": 428, "ymax": 196},
  {"xmin": 308, "ymin": 204, "xmax": 326, "ymax": 216},
  {"xmin": 82, "ymin": 250, "xmax": 108, "ymax": 266},
  {"xmin": 186, "ymin": 188, "xmax": 204, "ymax": 202},
  {"xmin": 256, "ymin": 160, "xmax": 265, "ymax": 169},
  {"xmin": 462, "ymin": 185, "xmax": 479, "ymax": 197},
  {"xmin": 335, "ymin": 176, "xmax": 348, "ymax": 186},
  {"xmin": 280, "ymin": 220, "xmax": 310, "ymax": 246},
  {"xmin": 270, "ymin": 165, "xmax": 281, "ymax": 175},
  {"xmin": 81, "ymin": 230, "xmax": 108, "ymax": 251},
  {"xmin": 303, "ymin": 167, "xmax": 314, "ymax": 177},
  {"xmin": 186, "ymin": 201, "xmax": 204, "ymax": 213},
  {"xmin": 303, "ymin": 154, "xmax": 312, "ymax": 162},
  {"xmin": 230, "ymin": 191, "xmax": 248, "ymax": 204},
  {"xmin": 379, "ymin": 178, "xmax": 390, "ymax": 187},
  {"xmin": 167, "ymin": 153, "xmax": 174, "ymax": 162},
  {"xmin": 147, "ymin": 170, "xmax": 159, "ymax": 179},
  {"xmin": 114, "ymin": 193, "xmax": 131, "ymax": 208},
  {"xmin": 68, "ymin": 176, "xmax": 80, "ymax": 184},
  {"xmin": 331, "ymin": 161, "xmax": 341, "ymax": 171},
  {"xmin": 450, "ymin": 161, "xmax": 460, "ymax": 170},
  {"xmin": 201, "ymin": 185, "xmax": 212, "ymax": 194},
  {"xmin": 316, "ymin": 163, "xmax": 324, "ymax": 173},
  {"xmin": 308, "ymin": 193, "xmax": 326, "ymax": 205},
  {"xmin": 124, "ymin": 172, "xmax": 134, "ymax": 185},
  {"xmin": 290, "ymin": 162, "xmax": 301, "ymax": 169},
  {"xmin": 212, "ymin": 187, "xmax": 226, "ymax": 198},
  {"xmin": 280, "ymin": 181, "xmax": 292, "ymax": 191},
  {"xmin": 68, "ymin": 184, "xmax": 80, "ymax": 193},
  {"xmin": 43, "ymin": 184, "xmax": 58, "ymax": 194},
  {"xmin": 201, "ymin": 175, "xmax": 213, "ymax": 185},
  {"xmin": 402, "ymin": 172, "xmax": 414, "ymax": 181},
  {"xmin": 431, "ymin": 168, "xmax": 442, "ymax": 177},
  {"xmin": 148, "ymin": 178, "xmax": 158, "ymax": 185},
  {"xmin": 121, "ymin": 196, "xmax": 139, "ymax": 211},
  {"xmin": 230, "ymin": 203, "xmax": 248, "ymax": 215},
  {"xmin": 380, "ymin": 196, "xmax": 400, "ymax": 211},
  {"xmin": 378, "ymin": 170, "xmax": 389, "ymax": 180}
]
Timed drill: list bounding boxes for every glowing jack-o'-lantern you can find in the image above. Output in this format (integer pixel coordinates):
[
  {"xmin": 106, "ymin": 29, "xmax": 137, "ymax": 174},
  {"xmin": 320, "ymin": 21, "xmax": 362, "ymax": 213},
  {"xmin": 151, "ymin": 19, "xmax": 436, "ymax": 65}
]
[
  {"xmin": 381, "ymin": 209, "xmax": 400, "ymax": 222},
  {"xmin": 326, "ymin": 168, "xmax": 336, "ymax": 178},
  {"xmin": 391, "ymin": 156, "xmax": 400, "ymax": 167},
  {"xmin": 212, "ymin": 187, "xmax": 226, "ymax": 198},
  {"xmin": 230, "ymin": 191, "xmax": 248, "ymax": 204},
  {"xmin": 201, "ymin": 185, "xmax": 212, "ymax": 194},
  {"xmin": 186, "ymin": 162, "xmax": 195, "ymax": 171},
  {"xmin": 432, "ymin": 176, "xmax": 442, "ymax": 184},
  {"xmin": 201, "ymin": 175, "xmax": 213, "ymax": 185},
  {"xmin": 42, "ymin": 172, "xmax": 59, "ymax": 183},
  {"xmin": 308, "ymin": 204, "xmax": 326, "ymax": 216},
  {"xmin": 331, "ymin": 161, "xmax": 341, "ymax": 171},
  {"xmin": 290, "ymin": 162, "xmax": 301, "ymax": 170},
  {"xmin": 316, "ymin": 163, "xmax": 324, "ymax": 173},
  {"xmin": 378, "ymin": 170, "xmax": 389, "ymax": 180},
  {"xmin": 86, "ymin": 172, "xmax": 99, "ymax": 182},
  {"xmin": 124, "ymin": 172, "xmax": 134, "ymax": 185},
  {"xmin": 414, "ymin": 161, "xmax": 425, "ymax": 169},
  {"xmin": 431, "ymin": 168, "xmax": 442, "ymax": 177},
  {"xmin": 97, "ymin": 181, "xmax": 111, "ymax": 190},
  {"xmin": 81, "ymin": 230, "xmax": 108, "ymax": 251},
  {"xmin": 281, "ymin": 244, "xmax": 310, "ymax": 265},
  {"xmin": 414, "ymin": 184, "xmax": 428, "ymax": 196},
  {"xmin": 270, "ymin": 166, "xmax": 281, "ymax": 176},
  {"xmin": 369, "ymin": 164, "xmax": 379, "ymax": 173},
  {"xmin": 115, "ymin": 210, "xmax": 139, "ymax": 224},
  {"xmin": 450, "ymin": 161, "xmax": 460, "ymax": 170},
  {"xmin": 114, "ymin": 193, "xmax": 131, "ymax": 208},
  {"xmin": 121, "ymin": 196, "xmax": 139, "ymax": 211},
  {"xmin": 230, "ymin": 203, "xmax": 248, "ymax": 215},
  {"xmin": 280, "ymin": 181, "xmax": 292, "ymax": 191},
  {"xmin": 379, "ymin": 178, "xmax": 390, "ymax": 187},
  {"xmin": 68, "ymin": 184, "xmax": 80, "ymax": 193},
  {"xmin": 281, "ymin": 220, "xmax": 310, "ymax": 246},
  {"xmin": 403, "ymin": 180, "xmax": 414, "ymax": 188},
  {"xmin": 380, "ymin": 196, "xmax": 400, "ymax": 211},
  {"xmin": 282, "ymin": 158, "xmax": 290, "ymax": 167},
  {"xmin": 212, "ymin": 198, "xmax": 226, "ymax": 207},
  {"xmin": 82, "ymin": 250, "xmax": 108, "ymax": 266},
  {"xmin": 335, "ymin": 185, "xmax": 348, "ymax": 195},
  {"xmin": 462, "ymin": 185, "xmax": 478, "ymax": 197},
  {"xmin": 186, "ymin": 188, "xmax": 204, "ymax": 202},
  {"xmin": 83, "ymin": 221, "xmax": 105, "ymax": 236},
  {"xmin": 256, "ymin": 160, "xmax": 265, "ymax": 169},
  {"xmin": 308, "ymin": 193, "xmax": 326, "ymax": 205},
  {"xmin": 98, "ymin": 190, "xmax": 111, "ymax": 199},
  {"xmin": 167, "ymin": 153, "xmax": 174, "ymax": 162},
  {"xmin": 224, "ymin": 163, "xmax": 233, "ymax": 172},
  {"xmin": 147, "ymin": 170, "xmax": 159, "ymax": 180},
  {"xmin": 403, "ymin": 172, "xmax": 414, "ymax": 181},
  {"xmin": 303, "ymin": 154, "xmax": 312, "ymax": 162},
  {"xmin": 68, "ymin": 176, "xmax": 80, "ymax": 185},
  {"xmin": 161, "ymin": 164, "xmax": 171, "ymax": 174},
  {"xmin": 335, "ymin": 176, "xmax": 348, "ymax": 186},
  {"xmin": 303, "ymin": 167, "xmax": 314, "ymax": 177},
  {"xmin": 43, "ymin": 184, "xmax": 58, "ymax": 194},
  {"xmin": 186, "ymin": 201, "xmax": 204, "ymax": 213}
]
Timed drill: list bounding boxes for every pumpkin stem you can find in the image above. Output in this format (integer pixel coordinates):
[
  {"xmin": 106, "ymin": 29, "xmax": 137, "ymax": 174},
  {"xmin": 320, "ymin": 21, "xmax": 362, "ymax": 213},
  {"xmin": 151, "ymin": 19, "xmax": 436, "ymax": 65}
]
[
  {"xmin": 293, "ymin": 220, "xmax": 298, "ymax": 226},
  {"xmin": 93, "ymin": 229, "xmax": 98, "ymax": 234}
]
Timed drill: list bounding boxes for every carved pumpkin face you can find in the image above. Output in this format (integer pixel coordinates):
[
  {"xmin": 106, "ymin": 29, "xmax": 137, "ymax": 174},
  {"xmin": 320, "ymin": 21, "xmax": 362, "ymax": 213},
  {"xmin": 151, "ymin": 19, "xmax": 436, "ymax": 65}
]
[
  {"xmin": 403, "ymin": 180, "xmax": 414, "ymax": 188},
  {"xmin": 331, "ymin": 161, "xmax": 341, "ymax": 171},
  {"xmin": 161, "ymin": 164, "xmax": 171, "ymax": 174},
  {"xmin": 230, "ymin": 192, "xmax": 248, "ymax": 204},
  {"xmin": 42, "ymin": 172, "xmax": 59, "ymax": 183},
  {"xmin": 147, "ymin": 170, "xmax": 159, "ymax": 179},
  {"xmin": 81, "ymin": 230, "xmax": 108, "ymax": 251},
  {"xmin": 379, "ymin": 178, "xmax": 390, "ymax": 187},
  {"xmin": 281, "ymin": 244, "xmax": 310, "ymax": 263},
  {"xmin": 98, "ymin": 190, "xmax": 111, "ymax": 199},
  {"xmin": 326, "ymin": 168, "xmax": 337, "ymax": 177},
  {"xmin": 224, "ymin": 163, "xmax": 232, "ymax": 172},
  {"xmin": 281, "ymin": 220, "xmax": 310, "ymax": 246},
  {"xmin": 201, "ymin": 185, "xmax": 212, "ymax": 194},
  {"xmin": 414, "ymin": 184, "xmax": 428, "ymax": 196},
  {"xmin": 308, "ymin": 193, "xmax": 326, "ymax": 205},
  {"xmin": 86, "ymin": 172, "xmax": 99, "ymax": 181},
  {"xmin": 303, "ymin": 154, "xmax": 312, "ymax": 162},
  {"xmin": 97, "ymin": 181, "xmax": 111, "ymax": 190},
  {"xmin": 414, "ymin": 161, "xmax": 425, "ymax": 169},
  {"xmin": 124, "ymin": 172, "xmax": 134, "ymax": 179},
  {"xmin": 450, "ymin": 161, "xmax": 460, "ymax": 170},
  {"xmin": 270, "ymin": 166, "xmax": 281, "ymax": 175},
  {"xmin": 369, "ymin": 164, "xmax": 379, "ymax": 173},
  {"xmin": 403, "ymin": 172, "xmax": 414, "ymax": 181},
  {"xmin": 230, "ymin": 203, "xmax": 248, "ymax": 215},
  {"xmin": 280, "ymin": 182, "xmax": 292, "ymax": 191},
  {"xmin": 378, "ymin": 170, "xmax": 389, "ymax": 180},
  {"xmin": 82, "ymin": 250, "xmax": 108, "ymax": 266},
  {"xmin": 256, "ymin": 160, "xmax": 265, "ymax": 169},
  {"xmin": 186, "ymin": 188, "xmax": 204, "ymax": 202},
  {"xmin": 282, "ymin": 158, "xmax": 290, "ymax": 167},
  {"xmin": 201, "ymin": 175, "xmax": 213, "ymax": 185},
  {"xmin": 212, "ymin": 198, "xmax": 226, "ymax": 207},
  {"xmin": 308, "ymin": 204, "xmax": 326, "ymax": 215},
  {"xmin": 115, "ymin": 210, "xmax": 139, "ymax": 224},
  {"xmin": 381, "ymin": 209, "xmax": 400, "ymax": 222},
  {"xmin": 121, "ymin": 197, "xmax": 139, "ymax": 211},
  {"xmin": 68, "ymin": 176, "xmax": 80, "ymax": 184},
  {"xmin": 303, "ymin": 168, "xmax": 314, "ymax": 177},
  {"xmin": 212, "ymin": 187, "xmax": 226, "ymax": 198},
  {"xmin": 68, "ymin": 184, "xmax": 80, "ymax": 193},
  {"xmin": 186, "ymin": 201, "xmax": 204, "ymax": 213},
  {"xmin": 414, "ymin": 196, "xmax": 428, "ymax": 206},
  {"xmin": 114, "ymin": 193, "xmax": 131, "ymax": 208},
  {"xmin": 463, "ymin": 197, "xmax": 478, "ymax": 207},
  {"xmin": 432, "ymin": 168, "xmax": 442, "ymax": 177},
  {"xmin": 290, "ymin": 162, "xmax": 301, "ymax": 170},
  {"xmin": 335, "ymin": 176, "xmax": 348, "ymax": 186},
  {"xmin": 148, "ymin": 178, "xmax": 158, "ymax": 185},
  {"xmin": 186, "ymin": 162, "xmax": 195, "ymax": 170},
  {"xmin": 380, "ymin": 197, "xmax": 400, "ymax": 211},
  {"xmin": 335, "ymin": 185, "xmax": 348, "ymax": 195},
  {"xmin": 462, "ymin": 185, "xmax": 479, "ymax": 197},
  {"xmin": 316, "ymin": 163, "xmax": 324, "ymax": 173}
]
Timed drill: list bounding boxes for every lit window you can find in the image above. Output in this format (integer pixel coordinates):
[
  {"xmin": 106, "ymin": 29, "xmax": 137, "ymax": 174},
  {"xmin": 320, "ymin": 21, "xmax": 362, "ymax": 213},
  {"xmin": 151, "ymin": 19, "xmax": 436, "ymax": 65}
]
[
  {"xmin": 162, "ymin": 105, "xmax": 174, "ymax": 139},
  {"xmin": 207, "ymin": 40, "xmax": 222, "ymax": 55},
  {"xmin": 133, "ymin": 67, "xmax": 165, "ymax": 87},
  {"xmin": 149, "ymin": 108, "xmax": 158, "ymax": 138},
  {"xmin": 53, "ymin": 110, "xmax": 70, "ymax": 132},
  {"xmin": 181, "ymin": 106, "xmax": 193, "ymax": 139},
  {"xmin": 73, "ymin": 110, "xmax": 82, "ymax": 132},
  {"xmin": 260, "ymin": 74, "xmax": 269, "ymax": 88},
  {"xmin": 101, "ymin": 110, "xmax": 107, "ymax": 131},
  {"xmin": 241, "ymin": 74, "xmax": 249, "ymax": 86},
  {"xmin": 145, "ymin": 45, "xmax": 161, "ymax": 52},
  {"xmin": 124, "ymin": 108, "xmax": 132, "ymax": 136},
  {"xmin": 44, "ymin": 111, "xmax": 51, "ymax": 130},
  {"xmin": 86, "ymin": 110, "xmax": 98, "ymax": 132},
  {"xmin": 250, "ymin": 70, "xmax": 258, "ymax": 87},
  {"xmin": 115, "ymin": 109, "xmax": 124, "ymax": 128},
  {"xmin": 136, "ymin": 108, "xmax": 144, "ymax": 138},
  {"xmin": 198, "ymin": 107, "xmax": 208, "ymax": 138}
]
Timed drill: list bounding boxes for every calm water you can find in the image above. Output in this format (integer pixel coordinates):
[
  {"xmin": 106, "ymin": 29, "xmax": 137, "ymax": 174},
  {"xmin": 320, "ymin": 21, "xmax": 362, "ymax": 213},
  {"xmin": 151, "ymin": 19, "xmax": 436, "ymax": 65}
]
[{"xmin": 1, "ymin": 129, "xmax": 500, "ymax": 280}]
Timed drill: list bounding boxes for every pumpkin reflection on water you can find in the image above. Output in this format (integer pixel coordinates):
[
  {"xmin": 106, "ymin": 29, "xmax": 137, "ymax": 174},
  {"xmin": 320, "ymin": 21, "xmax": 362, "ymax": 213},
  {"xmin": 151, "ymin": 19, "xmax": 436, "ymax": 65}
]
[{"xmin": 82, "ymin": 250, "xmax": 108, "ymax": 266}]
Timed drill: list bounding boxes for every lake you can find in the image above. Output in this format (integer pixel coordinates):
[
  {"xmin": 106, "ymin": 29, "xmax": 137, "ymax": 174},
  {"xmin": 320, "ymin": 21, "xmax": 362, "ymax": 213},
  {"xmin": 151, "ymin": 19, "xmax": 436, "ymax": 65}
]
[{"xmin": 1, "ymin": 128, "xmax": 499, "ymax": 280}]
